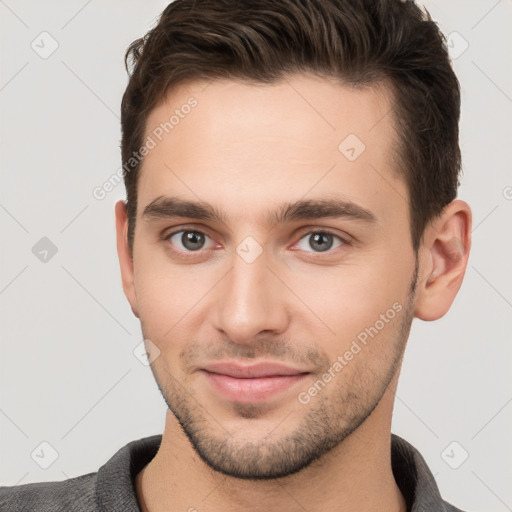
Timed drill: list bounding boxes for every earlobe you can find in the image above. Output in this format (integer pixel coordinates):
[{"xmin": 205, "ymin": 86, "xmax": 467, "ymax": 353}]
[
  {"xmin": 414, "ymin": 200, "xmax": 472, "ymax": 321},
  {"xmin": 115, "ymin": 200, "xmax": 139, "ymax": 318}
]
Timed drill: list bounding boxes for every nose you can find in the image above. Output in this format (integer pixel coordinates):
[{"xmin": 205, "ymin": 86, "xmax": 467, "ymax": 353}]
[{"xmin": 213, "ymin": 251, "xmax": 290, "ymax": 344}]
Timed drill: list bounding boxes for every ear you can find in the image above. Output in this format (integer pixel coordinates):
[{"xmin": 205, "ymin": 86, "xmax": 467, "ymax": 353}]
[
  {"xmin": 414, "ymin": 199, "xmax": 472, "ymax": 321},
  {"xmin": 115, "ymin": 200, "xmax": 139, "ymax": 318}
]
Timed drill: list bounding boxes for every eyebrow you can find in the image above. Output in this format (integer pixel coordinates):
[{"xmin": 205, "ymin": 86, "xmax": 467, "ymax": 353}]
[{"xmin": 142, "ymin": 196, "xmax": 377, "ymax": 226}]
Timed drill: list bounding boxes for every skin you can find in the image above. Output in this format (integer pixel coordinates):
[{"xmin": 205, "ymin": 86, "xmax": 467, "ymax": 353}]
[{"xmin": 115, "ymin": 75, "xmax": 472, "ymax": 512}]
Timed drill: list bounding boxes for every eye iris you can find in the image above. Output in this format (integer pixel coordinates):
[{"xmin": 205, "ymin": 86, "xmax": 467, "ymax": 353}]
[
  {"xmin": 310, "ymin": 232, "xmax": 333, "ymax": 252},
  {"xmin": 182, "ymin": 231, "xmax": 205, "ymax": 251}
]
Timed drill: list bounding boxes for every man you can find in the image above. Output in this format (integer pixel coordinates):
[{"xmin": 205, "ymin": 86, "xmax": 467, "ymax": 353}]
[{"xmin": 1, "ymin": 0, "xmax": 472, "ymax": 510}]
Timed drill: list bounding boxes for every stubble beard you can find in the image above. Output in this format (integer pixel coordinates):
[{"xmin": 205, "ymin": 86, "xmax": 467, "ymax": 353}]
[{"xmin": 148, "ymin": 261, "xmax": 418, "ymax": 480}]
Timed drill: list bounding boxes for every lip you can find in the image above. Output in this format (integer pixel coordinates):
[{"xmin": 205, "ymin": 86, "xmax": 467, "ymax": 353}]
[
  {"xmin": 200, "ymin": 361, "xmax": 310, "ymax": 403},
  {"xmin": 203, "ymin": 361, "xmax": 309, "ymax": 378}
]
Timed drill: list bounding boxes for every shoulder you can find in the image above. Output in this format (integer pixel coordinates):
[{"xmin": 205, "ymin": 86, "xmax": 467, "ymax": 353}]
[
  {"xmin": 0, "ymin": 472, "xmax": 98, "ymax": 512},
  {"xmin": 0, "ymin": 435, "xmax": 162, "ymax": 512},
  {"xmin": 442, "ymin": 502, "xmax": 467, "ymax": 512}
]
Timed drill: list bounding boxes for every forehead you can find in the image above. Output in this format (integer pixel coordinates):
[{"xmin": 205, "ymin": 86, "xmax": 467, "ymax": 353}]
[{"xmin": 138, "ymin": 75, "xmax": 406, "ymax": 226}]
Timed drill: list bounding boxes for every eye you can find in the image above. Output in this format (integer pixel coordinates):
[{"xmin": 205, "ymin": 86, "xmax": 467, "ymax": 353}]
[
  {"xmin": 167, "ymin": 230, "xmax": 216, "ymax": 252},
  {"xmin": 296, "ymin": 231, "xmax": 345, "ymax": 253}
]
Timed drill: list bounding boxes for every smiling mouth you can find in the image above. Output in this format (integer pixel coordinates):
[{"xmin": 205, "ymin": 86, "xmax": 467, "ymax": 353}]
[{"xmin": 200, "ymin": 361, "xmax": 311, "ymax": 403}]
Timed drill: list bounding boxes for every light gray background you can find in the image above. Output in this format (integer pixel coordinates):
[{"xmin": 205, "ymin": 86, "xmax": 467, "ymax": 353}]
[{"xmin": 1, "ymin": 1, "xmax": 511, "ymax": 510}]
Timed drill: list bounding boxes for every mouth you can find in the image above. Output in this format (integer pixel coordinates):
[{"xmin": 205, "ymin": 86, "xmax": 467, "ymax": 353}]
[{"xmin": 200, "ymin": 361, "xmax": 310, "ymax": 403}]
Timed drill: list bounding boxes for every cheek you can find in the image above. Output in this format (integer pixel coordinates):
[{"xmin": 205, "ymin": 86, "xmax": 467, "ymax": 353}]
[
  {"xmin": 286, "ymin": 259, "xmax": 412, "ymax": 353},
  {"xmin": 133, "ymin": 248, "xmax": 220, "ymax": 340}
]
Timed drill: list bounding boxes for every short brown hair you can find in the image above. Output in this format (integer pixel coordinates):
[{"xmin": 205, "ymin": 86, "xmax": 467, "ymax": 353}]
[{"xmin": 121, "ymin": 0, "xmax": 461, "ymax": 253}]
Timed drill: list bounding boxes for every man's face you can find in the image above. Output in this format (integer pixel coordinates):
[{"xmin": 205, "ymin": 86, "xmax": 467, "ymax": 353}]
[{"xmin": 126, "ymin": 75, "xmax": 418, "ymax": 478}]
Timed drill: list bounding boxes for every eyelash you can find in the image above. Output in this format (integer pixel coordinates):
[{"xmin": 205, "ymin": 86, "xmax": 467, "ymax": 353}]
[{"xmin": 162, "ymin": 227, "xmax": 349, "ymax": 259}]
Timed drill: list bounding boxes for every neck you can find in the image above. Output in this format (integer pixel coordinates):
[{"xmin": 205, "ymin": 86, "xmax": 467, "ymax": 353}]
[{"xmin": 136, "ymin": 385, "xmax": 406, "ymax": 512}]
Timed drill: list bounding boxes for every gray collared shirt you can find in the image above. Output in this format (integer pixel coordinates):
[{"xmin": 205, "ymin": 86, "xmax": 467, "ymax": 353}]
[{"xmin": 0, "ymin": 433, "xmax": 466, "ymax": 511}]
